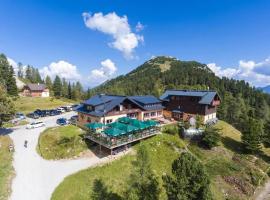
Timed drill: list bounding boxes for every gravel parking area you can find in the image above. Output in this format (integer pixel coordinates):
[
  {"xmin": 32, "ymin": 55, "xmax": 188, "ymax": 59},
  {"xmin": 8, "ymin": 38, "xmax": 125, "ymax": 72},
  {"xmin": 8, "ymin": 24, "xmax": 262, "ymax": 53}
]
[{"xmin": 8, "ymin": 112, "xmax": 120, "ymax": 200}]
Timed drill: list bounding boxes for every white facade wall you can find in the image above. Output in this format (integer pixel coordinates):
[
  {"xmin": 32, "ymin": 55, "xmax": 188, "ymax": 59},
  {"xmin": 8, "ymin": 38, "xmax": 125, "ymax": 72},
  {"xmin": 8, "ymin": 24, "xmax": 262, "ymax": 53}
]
[
  {"xmin": 41, "ymin": 91, "xmax": 50, "ymax": 97},
  {"xmin": 101, "ymin": 114, "xmax": 127, "ymax": 124},
  {"xmin": 203, "ymin": 112, "xmax": 217, "ymax": 124}
]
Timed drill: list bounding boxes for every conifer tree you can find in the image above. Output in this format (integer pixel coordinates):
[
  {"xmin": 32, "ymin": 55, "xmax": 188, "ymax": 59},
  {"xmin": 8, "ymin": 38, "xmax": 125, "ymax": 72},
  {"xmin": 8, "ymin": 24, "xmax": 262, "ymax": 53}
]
[
  {"xmin": 25, "ymin": 65, "xmax": 32, "ymax": 81},
  {"xmin": 242, "ymin": 118, "xmax": 263, "ymax": 153},
  {"xmin": 125, "ymin": 144, "xmax": 161, "ymax": 200},
  {"xmin": 0, "ymin": 54, "xmax": 18, "ymax": 96},
  {"xmin": 67, "ymin": 82, "xmax": 72, "ymax": 99},
  {"xmin": 53, "ymin": 75, "xmax": 62, "ymax": 97},
  {"xmin": 6, "ymin": 65, "xmax": 18, "ymax": 96},
  {"xmin": 62, "ymin": 78, "xmax": 68, "ymax": 98},
  {"xmin": 0, "ymin": 84, "xmax": 15, "ymax": 126},
  {"xmin": 163, "ymin": 152, "xmax": 212, "ymax": 200},
  {"xmin": 45, "ymin": 75, "xmax": 52, "ymax": 90}
]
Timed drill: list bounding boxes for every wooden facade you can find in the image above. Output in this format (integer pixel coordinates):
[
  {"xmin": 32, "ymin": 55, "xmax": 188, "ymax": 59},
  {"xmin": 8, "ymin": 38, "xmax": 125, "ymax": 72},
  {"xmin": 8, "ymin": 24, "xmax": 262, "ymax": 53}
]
[
  {"xmin": 77, "ymin": 95, "xmax": 164, "ymax": 127},
  {"xmin": 161, "ymin": 90, "xmax": 221, "ymax": 124}
]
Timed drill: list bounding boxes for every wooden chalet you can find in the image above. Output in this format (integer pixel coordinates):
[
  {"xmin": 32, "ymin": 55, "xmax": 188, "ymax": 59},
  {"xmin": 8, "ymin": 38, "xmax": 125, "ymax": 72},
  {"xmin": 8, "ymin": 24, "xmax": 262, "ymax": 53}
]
[{"xmin": 160, "ymin": 90, "xmax": 221, "ymax": 124}]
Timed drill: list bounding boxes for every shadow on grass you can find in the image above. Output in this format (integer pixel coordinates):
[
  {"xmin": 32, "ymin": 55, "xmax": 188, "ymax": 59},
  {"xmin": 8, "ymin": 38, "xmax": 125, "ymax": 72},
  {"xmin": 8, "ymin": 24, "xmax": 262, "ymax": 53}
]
[
  {"xmin": 221, "ymin": 136, "xmax": 244, "ymax": 154},
  {"xmin": 0, "ymin": 128, "xmax": 13, "ymax": 135},
  {"xmin": 82, "ymin": 137, "xmax": 110, "ymax": 159},
  {"xmin": 222, "ymin": 136, "xmax": 270, "ymax": 163}
]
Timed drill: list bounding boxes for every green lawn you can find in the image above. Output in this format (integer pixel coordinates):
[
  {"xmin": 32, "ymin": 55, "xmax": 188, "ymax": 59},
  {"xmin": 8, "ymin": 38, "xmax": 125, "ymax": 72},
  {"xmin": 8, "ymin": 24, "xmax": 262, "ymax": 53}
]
[
  {"xmin": 15, "ymin": 97, "xmax": 77, "ymax": 114},
  {"xmin": 3, "ymin": 120, "xmax": 29, "ymax": 128},
  {"xmin": 51, "ymin": 121, "xmax": 270, "ymax": 200},
  {"xmin": 37, "ymin": 125, "xmax": 88, "ymax": 160},
  {"xmin": 0, "ymin": 135, "xmax": 14, "ymax": 200}
]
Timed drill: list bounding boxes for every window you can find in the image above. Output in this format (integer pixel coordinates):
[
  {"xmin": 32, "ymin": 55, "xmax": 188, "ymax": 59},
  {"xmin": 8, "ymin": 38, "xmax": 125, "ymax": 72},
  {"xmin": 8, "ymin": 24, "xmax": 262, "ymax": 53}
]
[
  {"xmin": 87, "ymin": 117, "xmax": 91, "ymax": 122},
  {"xmin": 80, "ymin": 114, "xmax": 85, "ymax": 120},
  {"xmin": 87, "ymin": 105, "xmax": 92, "ymax": 111},
  {"xmin": 144, "ymin": 113, "xmax": 150, "ymax": 118},
  {"xmin": 157, "ymin": 111, "xmax": 162, "ymax": 116},
  {"xmin": 106, "ymin": 119, "xmax": 112, "ymax": 124},
  {"xmin": 151, "ymin": 112, "xmax": 156, "ymax": 117}
]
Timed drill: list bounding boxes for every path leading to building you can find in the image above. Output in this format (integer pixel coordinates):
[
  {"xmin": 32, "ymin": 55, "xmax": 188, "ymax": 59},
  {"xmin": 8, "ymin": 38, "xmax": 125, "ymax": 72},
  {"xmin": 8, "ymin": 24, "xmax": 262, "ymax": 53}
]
[
  {"xmin": 255, "ymin": 179, "xmax": 270, "ymax": 200},
  {"xmin": 8, "ymin": 112, "xmax": 126, "ymax": 200}
]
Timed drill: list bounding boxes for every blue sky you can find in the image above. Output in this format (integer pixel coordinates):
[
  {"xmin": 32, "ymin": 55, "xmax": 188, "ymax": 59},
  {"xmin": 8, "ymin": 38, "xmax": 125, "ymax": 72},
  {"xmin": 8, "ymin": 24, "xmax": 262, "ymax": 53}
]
[{"xmin": 1, "ymin": 0, "xmax": 270, "ymax": 87}]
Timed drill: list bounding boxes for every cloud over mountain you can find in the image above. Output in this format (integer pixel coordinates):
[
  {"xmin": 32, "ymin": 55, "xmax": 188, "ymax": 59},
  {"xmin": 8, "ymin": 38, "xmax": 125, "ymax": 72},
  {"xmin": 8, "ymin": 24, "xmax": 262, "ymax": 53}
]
[
  {"xmin": 208, "ymin": 57, "xmax": 270, "ymax": 87},
  {"xmin": 88, "ymin": 59, "xmax": 117, "ymax": 85}
]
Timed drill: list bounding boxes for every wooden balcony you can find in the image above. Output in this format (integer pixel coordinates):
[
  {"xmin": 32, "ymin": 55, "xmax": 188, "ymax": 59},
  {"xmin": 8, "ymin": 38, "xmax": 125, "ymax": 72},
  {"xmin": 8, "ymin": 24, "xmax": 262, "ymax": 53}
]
[
  {"xmin": 212, "ymin": 100, "xmax": 221, "ymax": 106},
  {"xmin": 84, "ymin": 127, "xmax": 160, "ymax": 150},
  {"xmin": 107, "ymin": 108, "xmax": 141, "ymax": 116}
]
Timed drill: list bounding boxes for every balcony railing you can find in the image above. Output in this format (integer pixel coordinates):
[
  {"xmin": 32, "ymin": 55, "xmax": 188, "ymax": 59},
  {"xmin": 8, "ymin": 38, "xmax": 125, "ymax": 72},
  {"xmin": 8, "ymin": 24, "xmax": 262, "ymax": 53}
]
[
  {"xmin": 85, "ymin": 127, "xmax": 160, "ymax": 149},
  {"xmin": 108, "ymin": 108, "xmax": 141, "ymax": 116}
]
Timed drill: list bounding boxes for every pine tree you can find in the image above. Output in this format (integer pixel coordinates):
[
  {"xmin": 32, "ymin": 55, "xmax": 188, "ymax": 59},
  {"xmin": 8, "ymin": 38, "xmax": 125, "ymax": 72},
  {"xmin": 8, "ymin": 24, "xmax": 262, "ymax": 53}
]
[
  {"xmin": 45, "ymin": 76, "xmax": 52, "ymax": 90},
  {"xmin": 25, "ymin": 65, "xmax": 32, "ymax": 81},
  {"xmin": 91, "ymin": 179, "xmax": 121, "ymax": 200},
  {"xmin": 75, "ymin": 81, "xmax": 83, "ymax": 99},
  {"xmin": 0, "ymin": 54, "xmax": 18, "ymax": 96},
  {"xmin": 34, "ymin": 68, "xmax": 42, "ymax": 83},
  {"xmin": 67, "ymin": 82, "xmax": 72, "ymax": 99},
  {"xmin": 17, "ymin": 62, "xmax": 24, "ymax": 78},
  {"xmin": 163, "ymin": 152, "xmax": 212, "ymax": 200},
  {"xmin": 53, "ymin": 75, "xmax": 62, "ymax": 97},
  {"xmin": 125, "ymin": 144, "xmax": 161, "ymax": 200},
  {"xmin": 0, "ymin": 84, "xmax": 15, "ymax": 126},
  {"xmin": 242, "ymin": 118, "xmax": 263, "ymax": 153},
  {"xmin": 62, "ymin": 78, "xmax": 68, "ymax": 98},
  {"xmin": 6, "ymin": 65, "xmax": 18, "ymax": 96},
  {"xmin": 202, "ymin": 126, "xmax": 221, "ymax": 149}
]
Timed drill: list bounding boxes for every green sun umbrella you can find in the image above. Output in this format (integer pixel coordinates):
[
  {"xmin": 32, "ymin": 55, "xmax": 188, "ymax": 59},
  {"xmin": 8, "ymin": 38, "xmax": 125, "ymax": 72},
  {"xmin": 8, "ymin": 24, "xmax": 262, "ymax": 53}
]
[{"xmin": 85, "ymin": 122, "xmax": 104, "ymax": 130}]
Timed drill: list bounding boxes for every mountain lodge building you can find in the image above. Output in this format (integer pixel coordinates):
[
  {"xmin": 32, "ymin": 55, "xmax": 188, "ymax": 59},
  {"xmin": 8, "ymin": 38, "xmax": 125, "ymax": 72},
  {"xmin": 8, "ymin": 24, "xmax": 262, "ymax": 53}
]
[
  {"xmin": 76, "ymin": 94, "xmax": 164, "ymax": 127},
  {"xmin": 160, "ymin": 90, "xmax": 221, "ymax": 124}
]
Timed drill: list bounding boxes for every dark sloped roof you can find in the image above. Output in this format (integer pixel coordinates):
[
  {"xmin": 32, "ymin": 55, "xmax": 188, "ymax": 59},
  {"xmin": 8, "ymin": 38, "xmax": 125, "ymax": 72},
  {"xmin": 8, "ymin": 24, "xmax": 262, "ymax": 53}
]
[
  {"xmin": 83, "ymin": 94, "xmax": 125, "ymax": 106},
  {"xmin": 160, "ymin": 89, "xmax": 219, "ymax": 105},
  {"xmin": 78, "ymin": 94, "xmax": 163, "ymax": 116},
  {"xmin": 129, "ymin": 95, "xmax": 161, "ymax": 105},
  {"xmin": 26, "ymin": 83, "xmax": 47, "ymax": 91}
]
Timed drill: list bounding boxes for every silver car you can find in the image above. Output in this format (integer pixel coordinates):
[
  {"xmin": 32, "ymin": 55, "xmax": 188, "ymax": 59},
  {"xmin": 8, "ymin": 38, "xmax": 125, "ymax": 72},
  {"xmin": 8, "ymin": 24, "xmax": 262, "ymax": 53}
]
[{"xmin": 26, "ymin": 121, "xmax": 45, "ymax": 129}]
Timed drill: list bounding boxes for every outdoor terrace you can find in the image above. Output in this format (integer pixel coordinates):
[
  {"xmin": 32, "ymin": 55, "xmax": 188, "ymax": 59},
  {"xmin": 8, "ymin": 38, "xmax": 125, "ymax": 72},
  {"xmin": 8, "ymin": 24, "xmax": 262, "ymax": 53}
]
[{"xmin": 84, "ymin": 117, "xmax": 160, "ymax": 150}]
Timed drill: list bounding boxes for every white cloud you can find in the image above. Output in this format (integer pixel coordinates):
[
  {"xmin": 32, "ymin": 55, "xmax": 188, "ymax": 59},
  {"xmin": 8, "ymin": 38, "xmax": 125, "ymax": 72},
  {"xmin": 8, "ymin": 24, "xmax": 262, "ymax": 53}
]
[
  {"xmin": 40, "ymin": 60, "xmax": 81, "ymax": 81},
  {"xmin": 82, "ymin": 12, "xmax": 144, "ymax": 59},
  {"xmin": 88, "ymin": 59, "xmax": 117, "ymax": 85},
  {"xmin": 207, "ymin": 57, "xmax": 270, "ymax": 87},
  {"xmin": 7, "ymin": 57, "xmax": 18, "ymax": 74},
  {"xmin": 135, "ymin": 22, "xmax": 145, "ymax": 32}
]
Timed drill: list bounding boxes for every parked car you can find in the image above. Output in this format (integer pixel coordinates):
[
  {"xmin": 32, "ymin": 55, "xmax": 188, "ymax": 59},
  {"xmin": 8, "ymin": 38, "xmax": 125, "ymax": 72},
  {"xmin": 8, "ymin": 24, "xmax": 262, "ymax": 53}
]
[
  {"xmin": 71, "ymin": 104, "xmax": 79, "ymax": 111},
  {"xmin": 26, "ymin": 121, "xmax": 45, "ymax": 129},
  {"xmin": 34, "ymin": 109, "xmax": 47, "ymax": 117},
  {"xmin": 15, "ymin": 112, "xmax": 26, "ymax": 120},
  {"xmin": 63, "ymin": 106, "xmax": 72, "ymax": 112},
  {"xmin": 49, "ymin": 110, "xmax": 61, "ymax": 116},
  {"xmin": 26, "ymin": 113, "xmax": 40, "ymax": 119},
  {"xmin": 56, "ymin": 118, "xmax": 68, "ymax": 126},
  {"xmin": 57, "ymin": 107, "xmax": 65, "ymax": 113},
  {"xmin": 69, "ymin": 115, "xmax": 78, "ymax": 125}
]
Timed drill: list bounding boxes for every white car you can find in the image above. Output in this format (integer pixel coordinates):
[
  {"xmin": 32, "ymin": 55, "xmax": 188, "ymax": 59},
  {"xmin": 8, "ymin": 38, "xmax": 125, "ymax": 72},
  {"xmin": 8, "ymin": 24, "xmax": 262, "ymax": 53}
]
[
  {"xmin": 57, "ymin": 107, "xmax": 65, "ymax": 113},
  {"xmin": 26, "ymin": 121, "xmax": 45, "ymax": 129}
]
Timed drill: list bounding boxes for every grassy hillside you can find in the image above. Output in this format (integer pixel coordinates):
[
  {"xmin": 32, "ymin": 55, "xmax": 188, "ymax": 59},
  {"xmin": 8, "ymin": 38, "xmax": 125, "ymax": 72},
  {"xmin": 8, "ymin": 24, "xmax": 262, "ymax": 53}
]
[
  {"xmin": 15, "ymin": 97, "xmax": 77, "ymax": 114},
  {"xmin": 37, "ymin": 125, "xmax": 88, "ymax": 160},
  {"xmin": 0, "ymin": 135, "xmax": 14, "ymax": 200},
  {"xmin": 51, "ymin": 121, "xmax": 270, "ymax": 200}
]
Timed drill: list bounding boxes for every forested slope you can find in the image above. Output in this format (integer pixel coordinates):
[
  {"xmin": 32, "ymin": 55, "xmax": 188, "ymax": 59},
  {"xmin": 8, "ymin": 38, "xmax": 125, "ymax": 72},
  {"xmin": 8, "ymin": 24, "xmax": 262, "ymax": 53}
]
[{"xmin": 89, "ymin": 56, "xmax": 270, "ymax": 137}]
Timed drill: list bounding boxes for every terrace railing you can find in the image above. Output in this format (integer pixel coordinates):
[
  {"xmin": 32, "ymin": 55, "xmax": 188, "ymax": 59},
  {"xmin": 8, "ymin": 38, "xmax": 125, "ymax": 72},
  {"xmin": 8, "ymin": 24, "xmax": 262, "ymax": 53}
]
[{"xmin": 85, "ymin": 126, "xmax": 160, "ymax": 149}]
